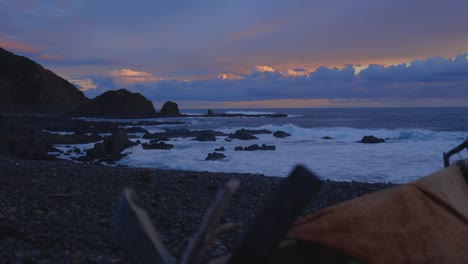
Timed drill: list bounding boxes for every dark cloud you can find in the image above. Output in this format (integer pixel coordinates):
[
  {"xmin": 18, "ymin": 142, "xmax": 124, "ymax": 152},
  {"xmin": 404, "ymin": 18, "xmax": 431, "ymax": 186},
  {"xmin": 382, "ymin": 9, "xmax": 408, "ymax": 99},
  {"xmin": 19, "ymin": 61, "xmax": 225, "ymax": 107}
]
[{"xmin": 79, "ymin": 54, "xmax": 468, "ymax": 102}]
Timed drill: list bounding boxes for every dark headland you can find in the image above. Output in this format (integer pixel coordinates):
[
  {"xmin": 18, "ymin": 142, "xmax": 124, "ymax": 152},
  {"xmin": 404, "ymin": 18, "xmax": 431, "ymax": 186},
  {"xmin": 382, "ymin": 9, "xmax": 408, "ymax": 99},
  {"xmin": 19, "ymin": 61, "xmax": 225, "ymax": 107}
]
[{"xmin": 0, "ymin": 47, "xmax": 396, "ymax": 262}]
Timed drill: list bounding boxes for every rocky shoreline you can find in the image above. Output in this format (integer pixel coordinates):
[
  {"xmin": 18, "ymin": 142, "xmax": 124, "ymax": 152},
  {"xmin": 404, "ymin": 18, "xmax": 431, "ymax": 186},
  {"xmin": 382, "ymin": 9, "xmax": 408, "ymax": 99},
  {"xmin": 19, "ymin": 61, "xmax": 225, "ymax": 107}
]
[{"xmin": 0, "ymin": 156, "xmax": 396, "ymax": 263}]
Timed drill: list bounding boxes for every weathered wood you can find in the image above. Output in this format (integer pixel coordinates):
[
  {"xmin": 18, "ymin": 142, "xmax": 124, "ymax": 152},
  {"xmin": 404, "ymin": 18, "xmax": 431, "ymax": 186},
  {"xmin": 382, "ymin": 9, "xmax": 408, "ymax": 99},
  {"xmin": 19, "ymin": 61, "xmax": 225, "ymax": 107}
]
[
  {"xmin": 181, "ymin": 179, "xmax": 240, "ymax": 264},
  {"xmin": 112, "ymin": 188, "xmax": 175, "ymax": 264},
  {"xmin": 228, "ymin": 165, "xmax": 321, "ymax": 263},
  {"xmin": 444, "ymin": 140, "xmax": 468, "ymax": 167}
]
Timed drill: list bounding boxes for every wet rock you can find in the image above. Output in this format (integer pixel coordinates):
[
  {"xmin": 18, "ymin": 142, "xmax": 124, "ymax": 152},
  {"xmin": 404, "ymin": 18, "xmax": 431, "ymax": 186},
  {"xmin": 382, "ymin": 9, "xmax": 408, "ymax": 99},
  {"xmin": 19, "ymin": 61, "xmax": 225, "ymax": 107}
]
[
  {"xmin": 214, "ymin": 147, "xmax": 225, "ymax": 152},
  {"xmin": 234, "ymin": 146, "xmax": 244, "ymax": 151},
  {"xmin": 273, "ymin": 130, "xmax": 291, "ymax": 138},
  {"xmin": 205, "ymin": 152, "xmax": 226, "ymax": 161},
  {"xmin": 358, "ymin": 135, "xmax": 385, "ymax": 144},
  {"xmin": 194, "ymin": 131, "xmax": 217, "ymax": 142},
  {"xmin": 228, "ymin": 129, "xmax": 258, "ymax": 140},
  {"xmin": 84, "ymin": 131, "xmax": 137, "ymax": 161},
  {"xmin": 124, "ymin": 127, "xmax": 149, "ymax": 134},
  {"xmin": 244, "ymin": 144, "xmax": 276, "ymax": 151},
  {"xmin": 322, "ymin": 136, "xmax": 333, "ymax": 140},
  {"xmin": 142, "ymin": 142, "xmax": 174, "ymax": 150},
  {"xmin": 7, "ymin": 129, "xmax": 57, "ymax": 160}
]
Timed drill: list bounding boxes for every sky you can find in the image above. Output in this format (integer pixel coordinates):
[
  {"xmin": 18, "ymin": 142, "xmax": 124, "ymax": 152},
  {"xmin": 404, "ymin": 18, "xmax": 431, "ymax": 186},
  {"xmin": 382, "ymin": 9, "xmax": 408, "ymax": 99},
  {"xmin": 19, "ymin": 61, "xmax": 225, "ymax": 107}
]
[{"xmin": 1, "ymin": 0, "xmax": 468, "ymax": 109}]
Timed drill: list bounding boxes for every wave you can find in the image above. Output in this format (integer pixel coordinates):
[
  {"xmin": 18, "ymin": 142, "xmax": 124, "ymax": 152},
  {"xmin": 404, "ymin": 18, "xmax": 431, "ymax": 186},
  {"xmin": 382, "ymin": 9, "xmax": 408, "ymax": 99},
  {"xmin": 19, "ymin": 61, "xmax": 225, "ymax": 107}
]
[{"xmin": 223, "ymin": 124, "xmax": 468, "ymax": 143}]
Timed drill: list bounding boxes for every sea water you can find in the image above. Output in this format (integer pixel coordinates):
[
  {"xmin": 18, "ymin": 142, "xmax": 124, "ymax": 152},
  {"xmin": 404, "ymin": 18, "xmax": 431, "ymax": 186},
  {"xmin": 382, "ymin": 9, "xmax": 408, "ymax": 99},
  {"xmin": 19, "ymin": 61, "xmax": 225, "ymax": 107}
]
[{"xmin": 63, "ymin": 108, "xmax": 468, "ymax": 183}]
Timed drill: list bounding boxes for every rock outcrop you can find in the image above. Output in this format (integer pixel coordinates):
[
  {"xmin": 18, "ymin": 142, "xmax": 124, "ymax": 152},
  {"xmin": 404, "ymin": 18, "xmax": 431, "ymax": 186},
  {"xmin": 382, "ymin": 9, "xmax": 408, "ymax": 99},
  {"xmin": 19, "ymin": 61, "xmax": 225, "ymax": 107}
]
[
  {"xmin": 358, "ymin": 135, "xmax": 385, "ymax": 144},
  {"xmin": 83, "ymin": 131, "xmax": 137, "ymax": 161},
  {"xmin": 235, "ymin": 144, "xmax": 276, "ymax": 151},
  {"xmin": 0, "ymin": 47, "xmax": 90, "ymax": 114},
  {"xmin": 158, "ymin": 101, "xmax": 182, "ymax": 117},
  {"xmin": 82, "ymin": 89, "xmax": 156, "ymax": 118},
  {"xmin": 205, "ymin": 152, "xmax": 226, "ymax": 161},
  {"xmin": 142, "ymin": 141, "xmax": 174, "ymax": 150},
  {"xmin": 273, "ymin": 131, "xmax": 291, "ymax": 138},
  {"xmin": 194, "ymin": 131, "xmax": 217, "ymax": 142}
]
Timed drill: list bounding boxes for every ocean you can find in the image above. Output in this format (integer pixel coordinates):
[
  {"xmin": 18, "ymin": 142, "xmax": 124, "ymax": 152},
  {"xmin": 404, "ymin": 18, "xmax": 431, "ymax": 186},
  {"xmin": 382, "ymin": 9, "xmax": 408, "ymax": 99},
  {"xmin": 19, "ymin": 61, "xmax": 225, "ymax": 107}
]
[{"xmin": 58, "ymin": 108, "xmax": 468, "ymax": 183}]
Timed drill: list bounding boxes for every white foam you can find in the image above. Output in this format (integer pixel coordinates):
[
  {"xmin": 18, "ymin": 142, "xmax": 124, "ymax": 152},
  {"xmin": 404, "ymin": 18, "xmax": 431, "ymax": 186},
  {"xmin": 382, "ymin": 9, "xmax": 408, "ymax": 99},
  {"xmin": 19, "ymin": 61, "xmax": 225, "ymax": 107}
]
[
  {"xmin": 42, "ymin": 130, "xmax": 75, "ymax": 135},
  {"xmin": 116, "ymin": 126, "xmax": 466, "ymax": 183}
]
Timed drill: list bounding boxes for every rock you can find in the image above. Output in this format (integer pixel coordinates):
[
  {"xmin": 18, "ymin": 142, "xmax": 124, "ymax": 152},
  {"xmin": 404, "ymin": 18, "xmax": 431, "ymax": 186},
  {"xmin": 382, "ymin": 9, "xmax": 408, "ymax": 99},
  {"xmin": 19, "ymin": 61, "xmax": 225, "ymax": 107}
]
[
  {"xmin": 142, "ymin": 142, "xmax": 174, "ymax": 150},
  {"xmin": 125, "ymin": 127, "xmax": 149, "ymax": 134},
  {"xmin": 321, "ymin": 136, "xmax": 333, "ymax": 140},
  {"xmin": 7, "ymin": 131, "xmax": 56, "ymax": 160},
  {"xmin": 244, "ymin": 144, "xmax": 276, "ymax": 151},
  {"xmin": 273, "ymin": 130, "xmax": 291, "ymax": 138},
  {"xmin": 214, "ymin": 146, "xmax": 225, "ymax": 151},
  {"xmin": 228, "ymin": 129, "xmax": 259, "ymax": 140},
  {"xmin": 84, "ymin": 131, "xmax": 136, "ymax": 161},
  {"xmin": 234, "ymin": 146, "xmax": 244, "ymax": 151},
  {"xmin": 207, "ymin": 109, "xmax": 216, "ymax": 116},
  {"xmin": 205, "ymin": 152, "xmax": 226, "ymax": 161},
  {"xmin": 158, "ymin": 101, "xmax": 182, "ymax": 117},
  {"xmin": 0, "ymin": 47, "xmax": 90, "ymax": 114},
  {"xmin": 0, "ymin": 113, "xmax": 7, "ymax": 152},
  {"xmin": 82, "ymin": 89, "xmax": 156, "ymax": 118},
  {"xmin": 358, "ymin": 135, "xmax": 385, "ymax": 144},
  {"xmin": 194, "ymin": 131, "xmax": 217, "ymax": 142}
]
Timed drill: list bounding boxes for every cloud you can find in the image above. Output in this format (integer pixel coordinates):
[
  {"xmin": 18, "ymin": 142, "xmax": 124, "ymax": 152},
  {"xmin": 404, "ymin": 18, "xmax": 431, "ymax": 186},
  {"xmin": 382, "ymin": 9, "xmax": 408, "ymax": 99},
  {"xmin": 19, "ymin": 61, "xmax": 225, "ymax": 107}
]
[
  {"xmin": 37, "ymin": 53, "xmax": 60, "ymax": 61},
  {"xmin": 78, "ymin": 54, "xmax": 468, "ymax": 106},
  {"xmin": 109, "ymin": 68, "xmax": 162, "ymax": 85},
  {"xmin": 67, "ymin": 78, "xmax": 98, "ymax": 91},
  {"xmin": 359, "ymin": 54, "xmax": 468, "ymax": 82},
  {"xmin": 0, "ymin": 37, "xmax": 43, "ymax": 53}
]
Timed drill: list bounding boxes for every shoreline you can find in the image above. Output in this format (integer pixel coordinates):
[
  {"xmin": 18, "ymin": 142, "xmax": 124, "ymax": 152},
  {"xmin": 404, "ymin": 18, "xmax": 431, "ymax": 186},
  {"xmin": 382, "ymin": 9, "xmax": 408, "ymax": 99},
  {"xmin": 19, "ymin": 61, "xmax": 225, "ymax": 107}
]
[{"xmin": 0, "ymin": 156, "xmax": 395, "ymax": 262}]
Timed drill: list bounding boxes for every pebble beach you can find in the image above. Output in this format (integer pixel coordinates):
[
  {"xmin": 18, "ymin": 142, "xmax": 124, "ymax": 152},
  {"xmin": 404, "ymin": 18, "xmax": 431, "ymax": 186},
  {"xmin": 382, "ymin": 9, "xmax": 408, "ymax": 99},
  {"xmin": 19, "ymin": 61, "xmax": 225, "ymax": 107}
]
[{"xmin": 0, "ymin": 155, "xmax": 395, "ymax": 263}]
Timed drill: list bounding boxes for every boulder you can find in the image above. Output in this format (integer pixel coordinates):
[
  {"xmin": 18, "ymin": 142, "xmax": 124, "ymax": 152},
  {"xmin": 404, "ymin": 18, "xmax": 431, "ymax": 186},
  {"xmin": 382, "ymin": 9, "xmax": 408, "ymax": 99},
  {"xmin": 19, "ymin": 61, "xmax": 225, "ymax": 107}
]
[
  {"xmin": 84, "ymin": 131, "xmax": 137, "ymax": 161},
  {"xmin": 273, "ymin": 130, "xmax": 291, "ymax": 138},
  {"xmin": 234, "ymin": 146, "xmax": 244, "ymax": 151},
  {"xmin": 207, "ymin": 109, "xmax": 216, "ymax": 116},
  {"xmin": 244, "ymin": 144, "xmax": 276, "ymax": 151},
  {"xmin": 7, "ymin": 130, "xmax": 56, "ymax": 160},
  {"xmin": 158, "ymin": 101, "xmax": 182, "ymax": 117},
  {"xmin": 82, "ymin": 89, "xmax": 156, "ymax": 118},
  {"xmin": 358, "ymin": 135, "xmax": 385, "ymax": 144},
  {"xmin": 205, "ymin": 152, "xmax": 226, "ymax": 161},
  {"xmin": 142, "ymin": 142, "xmax": 174, "ymax": 150},
  {"xmin": 214, "ymin": 146, "xmax": 225, "ymax": 151},
  {"xmin": 194, "ymin": 131, "xmax": 217, "ymax": 142},
  {"xmin": 125, "ymin": 127, "xmax": 149, "ymax": 134},
  {"xmin": 228, "ymin": 129, "xmax": 259, "ymax": 140},
  {"xmin": 0, "ymin": 47, "xmax": 90, "ymax": 114},
  {"xmin": 321, "ymin": 136, "xmax": 333, "ymax": 140}
]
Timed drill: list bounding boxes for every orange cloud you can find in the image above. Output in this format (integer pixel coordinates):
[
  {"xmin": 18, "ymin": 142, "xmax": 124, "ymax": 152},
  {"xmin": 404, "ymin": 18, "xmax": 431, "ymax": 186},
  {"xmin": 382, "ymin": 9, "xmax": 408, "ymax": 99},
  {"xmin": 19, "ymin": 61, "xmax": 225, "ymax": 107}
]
[
  {"xmin": 0, "ymin": 37, "xmax": 43, "ymax": 53},
  {"xmin": 254, "ymin": 65, "xmax": 276, "ymax": 73},
  {"xmin": 66, "ymin": 77, "xmax": 98, "ymax": 91},
  {"xmin": 218, "ymin": 73, "xmax": 243, "ymax": 80},
  {"xmin": 110, "ymin": 68, "xmax": 162, "ymax": 84},
  {"xmin": 287, "ymin": 68, "xmax": 309, "ymax": 77},
  {"xmin": 37, "ymin": 53, "xmax": 60, "ymax": 61}
]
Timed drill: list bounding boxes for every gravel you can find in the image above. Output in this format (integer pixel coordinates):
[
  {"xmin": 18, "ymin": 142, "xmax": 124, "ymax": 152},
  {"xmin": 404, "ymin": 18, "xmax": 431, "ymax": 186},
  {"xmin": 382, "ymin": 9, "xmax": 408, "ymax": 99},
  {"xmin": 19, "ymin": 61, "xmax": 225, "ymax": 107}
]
[{"xmin": 0, "ymin": 156, "xmax": 395, "ymax": 263}]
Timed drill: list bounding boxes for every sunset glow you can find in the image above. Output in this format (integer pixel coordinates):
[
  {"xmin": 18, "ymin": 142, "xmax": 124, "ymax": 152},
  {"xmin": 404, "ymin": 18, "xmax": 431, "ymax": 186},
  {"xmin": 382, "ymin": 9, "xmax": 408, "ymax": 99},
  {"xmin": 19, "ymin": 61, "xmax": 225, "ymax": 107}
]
[{"xmin": 1, "ymin": 0, "xmax": 467, "ymax": 108}]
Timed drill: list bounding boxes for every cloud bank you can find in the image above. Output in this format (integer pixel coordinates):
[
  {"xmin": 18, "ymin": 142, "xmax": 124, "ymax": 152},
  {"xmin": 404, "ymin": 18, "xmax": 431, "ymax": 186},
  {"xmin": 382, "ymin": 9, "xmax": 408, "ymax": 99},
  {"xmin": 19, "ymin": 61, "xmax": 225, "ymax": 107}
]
[{"xmin": 75, "ymin": 54, "xmax": 468, "ymax": 107}]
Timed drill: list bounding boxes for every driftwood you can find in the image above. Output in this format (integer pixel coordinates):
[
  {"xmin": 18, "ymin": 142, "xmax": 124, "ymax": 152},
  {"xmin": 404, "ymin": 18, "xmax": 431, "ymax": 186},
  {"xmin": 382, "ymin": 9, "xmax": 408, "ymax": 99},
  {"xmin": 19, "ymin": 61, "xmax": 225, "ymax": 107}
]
[{"xmin": 112, "ymin": 165, "xmax": 321, "ymax": 263}]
